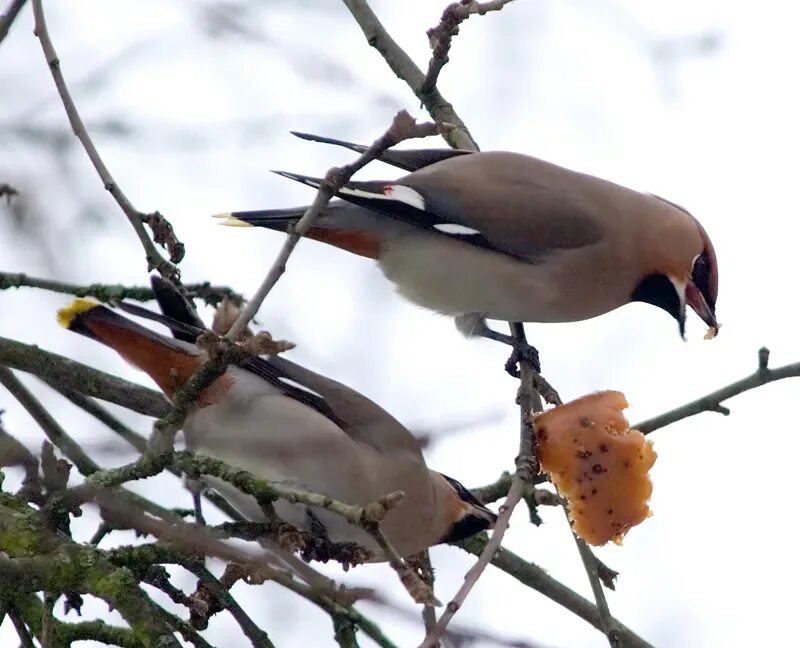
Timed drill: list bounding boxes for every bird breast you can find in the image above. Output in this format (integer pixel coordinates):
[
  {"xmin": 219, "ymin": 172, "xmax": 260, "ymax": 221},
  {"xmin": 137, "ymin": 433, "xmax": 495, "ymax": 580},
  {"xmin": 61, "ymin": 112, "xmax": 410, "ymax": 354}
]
[
  {"xmin": 183, "ymin": 369, "xmax": 443, "ymax": 557},
  {"xmin": 378, "ymin": 233, "xmax": 635, "ymax": 323}
]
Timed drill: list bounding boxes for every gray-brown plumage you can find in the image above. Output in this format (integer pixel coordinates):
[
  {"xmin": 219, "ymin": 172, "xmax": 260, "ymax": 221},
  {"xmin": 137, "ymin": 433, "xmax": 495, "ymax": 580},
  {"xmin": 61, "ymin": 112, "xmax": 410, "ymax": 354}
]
[
  {"xmin": 58, "ymin": 280, "xmax": 496, "ymax": 560},
  {"xmin": 218, "ymin": 137, "xmax": 719, "ymax": 363}
]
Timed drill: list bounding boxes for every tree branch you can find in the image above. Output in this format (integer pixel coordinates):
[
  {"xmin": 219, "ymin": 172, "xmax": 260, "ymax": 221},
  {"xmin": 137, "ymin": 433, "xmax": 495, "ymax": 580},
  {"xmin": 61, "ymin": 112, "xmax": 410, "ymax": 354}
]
[
  {"xmin": 0, "ymin": 495, "xmax": 181, "ymax": 647},
  {"xmin": 420, "ymin": 325, "xmax": 542, "ymax": 646},
  {"xmin": 0, "ymin": 335, "xmax": 169, "ymax": 417},
  {"xmin": 0, "ymin": 0, "xmax": 27, "ymax": 46},
  {"xmin": 0, "ymin": 271, "xmax": 242, "ymax": 307},
  {"xmin": 341, "ymin": 0, "xmax": 479, "ymax": 151},
  {"xmin": 572, "ymin": 529, "xmax": 619, "ymax": 646},
  {"xmin": 189, "ymin": 565, "xmax": 276, "ymax": 648},
  {"xmin": 635, "ymin": 347, "xmax": 800, "ymax": 434},
  {"xmin": 456, "ymin": 534, "xmax": 654, "ymax": 648},
  {"xmin": 421, "ymin": 0, "xmax": 516, "ymax": 94},
  {"xmin": 0, "ymin": 365, "xmax": 99, "ymax": 475},
  {"xmin": 225, "ymin": 109, "xmax": 443, "ymax": 340},
  {"xmin": 30, "ymin": 0, "xmax": 182, "ymax": 280}
]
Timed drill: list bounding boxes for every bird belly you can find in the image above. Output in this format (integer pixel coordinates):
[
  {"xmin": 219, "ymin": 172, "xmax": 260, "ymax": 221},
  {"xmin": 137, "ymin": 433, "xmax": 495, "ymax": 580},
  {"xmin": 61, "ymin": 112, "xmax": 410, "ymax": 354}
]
[
  {"xmin": 379, "ymin": 236, "xmax": 611, "ymax": 323},
  {"xmin": 184, "ymin": 386, "xmax": 440, "ymax": 557}
]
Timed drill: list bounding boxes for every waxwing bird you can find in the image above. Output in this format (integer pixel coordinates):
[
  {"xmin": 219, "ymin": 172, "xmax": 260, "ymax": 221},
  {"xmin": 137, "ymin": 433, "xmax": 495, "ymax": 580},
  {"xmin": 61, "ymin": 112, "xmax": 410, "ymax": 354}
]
[
  {"xmin": 57, "ymin": 285, "xmax": 496, "ymax": 560},
  {"xmin": 216, "ymin": 133, "xmax": 719, "ymax": 369}
]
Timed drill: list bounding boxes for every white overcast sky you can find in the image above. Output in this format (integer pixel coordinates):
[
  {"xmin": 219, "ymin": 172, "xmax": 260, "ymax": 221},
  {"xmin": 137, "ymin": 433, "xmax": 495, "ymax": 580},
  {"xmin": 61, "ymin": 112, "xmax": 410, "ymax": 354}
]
[{"xmin": 1, "ymin": 1, "xmax": 798, "ymax": 647}]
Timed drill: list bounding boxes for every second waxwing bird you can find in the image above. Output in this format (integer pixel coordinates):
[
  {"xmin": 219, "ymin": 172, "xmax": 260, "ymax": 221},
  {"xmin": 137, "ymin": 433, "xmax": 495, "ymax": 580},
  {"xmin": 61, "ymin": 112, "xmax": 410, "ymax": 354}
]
[
  {"xmin": 57, "ymin": 292, "xmax": 496, "ymax": 560},
  {"xmin": 216, "ymin": 134, "xmax": 719, "ymax": 368}
]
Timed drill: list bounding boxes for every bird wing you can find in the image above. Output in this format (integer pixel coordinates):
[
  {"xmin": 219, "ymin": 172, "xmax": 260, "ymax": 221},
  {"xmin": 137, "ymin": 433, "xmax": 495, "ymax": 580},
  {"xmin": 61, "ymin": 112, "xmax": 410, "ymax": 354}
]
[
  {"xmin": 291, "ymin": 131, "xmax": 472, "ymax": 172},
  {"xmin": 125, "ymin": 281, "xmax": 344, "ymax": 427},
  {"xmin": 267, "ymin": 356, "xmax": 423, "ymax": 459},
  {"xmin": 274, "ymin": 151, "xmax": 606, "ymax": 261},
  {"xmin": 140, "ymin": 280, "xmax": 418, "ymax": 453}
]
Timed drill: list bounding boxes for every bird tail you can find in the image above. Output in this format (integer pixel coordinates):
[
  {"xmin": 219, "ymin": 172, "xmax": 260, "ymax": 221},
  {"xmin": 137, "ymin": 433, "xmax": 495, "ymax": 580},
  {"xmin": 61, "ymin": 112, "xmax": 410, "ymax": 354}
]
[
  {"xmin": 214, "ymin": 198, "xmax": 388, "ymax": 260},
  {"xmin": 290, "ymin": 130, "xmax": 473, "ymax": 172},
  {"xmin": 58, "ymin": 298, "xmax": 205, "ymax": 400},
  {"xmin": 148, "ymin": 275, "xmax": 207, "ymax": 342},
  {"xmin": 212, "ymin": 206, "xmax": 307, "ymax": 231}
]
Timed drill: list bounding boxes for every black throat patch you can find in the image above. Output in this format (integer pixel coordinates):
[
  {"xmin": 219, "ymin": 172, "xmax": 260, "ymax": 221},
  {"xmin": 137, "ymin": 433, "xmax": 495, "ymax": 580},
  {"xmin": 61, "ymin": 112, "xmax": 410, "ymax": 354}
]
[{"xmin": 631, "ymin": 273, "xmax": 681, "ymax": 322}]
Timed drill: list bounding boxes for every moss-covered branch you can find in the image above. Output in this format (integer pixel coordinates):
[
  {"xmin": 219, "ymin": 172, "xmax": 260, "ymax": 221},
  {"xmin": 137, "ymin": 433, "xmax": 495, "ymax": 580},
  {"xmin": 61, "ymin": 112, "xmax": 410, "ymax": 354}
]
[
  {"xmin": 0, "ymin": 271, "xmax": 243, "ymax": 306},
  {"xmin": 0, "ymin": 335, "xmax": 168, "ymax": 417},
  {"xmin": 0, "ymin": 493, "xmax": 180, "ymax": 647}
]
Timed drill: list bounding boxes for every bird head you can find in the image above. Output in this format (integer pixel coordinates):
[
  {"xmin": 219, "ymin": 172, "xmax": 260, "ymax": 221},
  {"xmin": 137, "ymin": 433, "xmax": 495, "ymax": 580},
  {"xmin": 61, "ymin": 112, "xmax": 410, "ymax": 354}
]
[
  {"xmin": 632, "ymin": 199, "xmax": 719, "ymax": 338},
  {"xmin": 435, "ymin": 473, "xmax": 498, "ymax": 544}
]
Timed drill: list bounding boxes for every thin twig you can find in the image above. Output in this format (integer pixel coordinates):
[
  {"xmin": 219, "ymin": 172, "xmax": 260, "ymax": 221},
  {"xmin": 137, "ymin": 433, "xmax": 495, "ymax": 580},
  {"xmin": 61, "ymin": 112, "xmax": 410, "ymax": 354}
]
[
  {"xmin": 189, "ymin": 565, "xmax": 276, "ymax": 648},
  {"xmin": 419, "ymin": 327, "xmax": 542, "ymax": 646},
  {"xmin": 45, "ymin": 380, "xmax": 147, "ymax": 453},
  {"xmin": 635, "ymin": 347, "xmax": 800, "ymax": 434},
  {"xmin": 0, "ymin": 0, "xmax": 27, "ymax": 46},
  {"xmin": 30, "ymin": 0, "xmax": 181, "ymax": 280},
  {"xmin": 44, "ymin": 378, "xmax": 246, "ymax": 522},
  {"xmin": 419, "ymin": 479, "xmax": 524, "ymax": 648},
  {"xmin": 409, "ymin": 551, "xmax": 438, "ymax": 638},
  {"xmin": 456, "ymin": 534, "xmax": 654, "ymax": 648},
  {"xmin": 225, "ymin": 109, "xmax": 442, "ymax": 340},
  {"xmin": 177, "ymin": 452, "xmax": 436, "ymax": 604},
  {"xmin": 571, "ymin": 525, "xmax": 619, "ymax": 646},
  {"xmin": 0, "ymin": 419, "xmax": 43, "ymax": 503},
  {"xmin": 366, "ymin": 522, "xmax": 439, "ymax": 606},
  {"xmin": 0, "ymin": 365, "xmax": 99, "ymax": 475},
  {"xmin": 421, "ymin": 0, "xmax": 516, "ymax": 94},
  {"xmin": 342, "ymin": 0, "xmax": 479, "ymax": 151}
]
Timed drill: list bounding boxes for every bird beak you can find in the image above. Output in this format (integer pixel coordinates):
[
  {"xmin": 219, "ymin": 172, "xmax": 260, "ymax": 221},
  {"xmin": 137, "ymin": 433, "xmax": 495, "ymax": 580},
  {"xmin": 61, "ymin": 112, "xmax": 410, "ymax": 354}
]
[{"xmin": 684, "ymin": 280, "xmax": 718, "ymax": 337}]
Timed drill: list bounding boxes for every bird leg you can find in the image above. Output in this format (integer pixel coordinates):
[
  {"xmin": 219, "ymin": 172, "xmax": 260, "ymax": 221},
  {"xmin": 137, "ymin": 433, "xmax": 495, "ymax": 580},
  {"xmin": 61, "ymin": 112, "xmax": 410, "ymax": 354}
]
[
  {"xmin": 477, "ymin": 327, "xmax": 541, "ymax": 375},
  {"xmin": 455, "ymin": 313, "xmax": 541, "ymax": 374},
  {"xmin": 183, "ymin": 476, "xmax": 207, "ymax": 525}
]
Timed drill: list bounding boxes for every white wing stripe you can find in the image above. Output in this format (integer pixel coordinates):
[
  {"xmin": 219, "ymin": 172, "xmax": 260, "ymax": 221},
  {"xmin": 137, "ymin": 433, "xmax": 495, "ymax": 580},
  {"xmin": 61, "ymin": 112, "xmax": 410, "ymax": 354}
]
[
  {"xmin": 277, "ymin": 376, "xmax": 325, "ymax": 401},
  {"xmin": 434, "ymin": 223, "xmax": 481, "ymax": 235},
  {"xmin": 340, "ymin": 184, "xmax": 426, "ymax": 210}
]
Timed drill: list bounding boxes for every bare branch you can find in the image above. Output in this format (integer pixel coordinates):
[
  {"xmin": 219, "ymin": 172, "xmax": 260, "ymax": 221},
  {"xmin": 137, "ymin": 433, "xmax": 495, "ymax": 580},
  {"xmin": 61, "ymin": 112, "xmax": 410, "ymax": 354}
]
[
  {"xmin": 419, "ymin": 322, "xmax": 544, "ymax": 646},
  {"xmin": 342, "ymin": 0, "xmax": 479, "ymax": 151},
  {"xmin": 635, "ymin": 347, "xmax": 800, "ymax": 434},
  {"xmin": 225, "ymin": 109, "xmax": 442, "ymax": 340},
  {"xmin": 30, "ymin": 0, "xmax": 182, "ymax": 280},
  {"xmin": 0, "ymin": 0, "xmax": 27, "ymax": 46},
  {"xmin": 189, "ymin": 565, "xmax": 276, "ymax": 647},
  {"xmin": 456, "ymin": 534, "xmax": 654, "ymax": 648},
  {"xmin": 419, "ymin": 479, "xmax": 524, "ymax": 647},
  {"xmin": 0, "ymin": 365, "xmax": 100, "ymax": 475},
  {"xmin": 45, "ymin": 380, "xmax": 148, "ymax": 454},
  {"xmin": 421, "ymin": 0, "xmax": 516, "ymax": 94},
  {"xmin": 0, "ymin": 418, "xmax": 42, "ymax": 503},
  {"xmin": 571, "ymin": 529, "xmax": 618, "ymax": 646}
]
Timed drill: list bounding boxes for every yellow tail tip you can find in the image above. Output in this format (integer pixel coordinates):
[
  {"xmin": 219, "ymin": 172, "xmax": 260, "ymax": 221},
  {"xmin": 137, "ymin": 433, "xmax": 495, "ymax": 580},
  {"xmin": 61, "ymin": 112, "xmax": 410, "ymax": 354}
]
[
  {"xmin": 212, "ymin": 213, "xmax": 252, "ymax": 227},
  {"xmin": 57, "ymin": 298, "xmax": 99, "ymax": 329}
]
